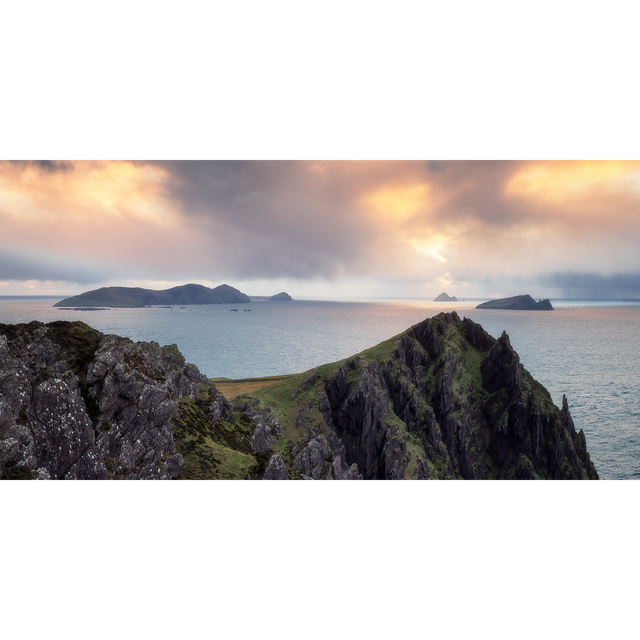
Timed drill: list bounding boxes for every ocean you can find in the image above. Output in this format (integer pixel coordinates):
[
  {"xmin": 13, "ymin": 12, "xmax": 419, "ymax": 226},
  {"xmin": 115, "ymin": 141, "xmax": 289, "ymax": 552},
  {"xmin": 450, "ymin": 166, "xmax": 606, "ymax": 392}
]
[{"xmin": 1, "ymin": 295, "xmax": 638, "ymax": 480}]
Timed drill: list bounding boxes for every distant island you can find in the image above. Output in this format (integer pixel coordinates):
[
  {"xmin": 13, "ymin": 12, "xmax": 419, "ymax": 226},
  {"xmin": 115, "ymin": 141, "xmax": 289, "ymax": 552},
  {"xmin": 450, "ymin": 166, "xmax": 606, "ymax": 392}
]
[
  {"xmin": 269, "ymin": 292, "xmax": 293, "ymax": 301},
  {"xmin": 476, "ymin": 294, "xmax": 554, "ymax": 310},
  {"xmin": 249, "ymin": 292, "xmax": 294, "ymax": 301},
  {"xmin": 433, "ymin": 292, "xmax": 458, "ymax": 302},
  {"xmin": 54, "ymin": 283, "xmax": 251, "ymax": 308}
]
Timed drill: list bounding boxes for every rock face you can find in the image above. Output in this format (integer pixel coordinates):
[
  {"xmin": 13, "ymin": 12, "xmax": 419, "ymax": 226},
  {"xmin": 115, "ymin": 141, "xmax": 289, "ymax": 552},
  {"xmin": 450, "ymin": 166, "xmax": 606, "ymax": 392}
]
[
  {"xmin": 476, "ymin": 295, "xmax": 554, "ymax": 310},
  {"xmin": 237, "ymin": 312, "xmax": 598, "ymax": 480},
  {"xmin": 54, "ymin": 283, "xmax": 251, "ymax": 308},
  {"xmin": 0, "ymin": 321, "xmax": 219, "ymax": 479},
  {"xmin": 434, "ymin": 292, "xmax": 458, "ymax": 302}
]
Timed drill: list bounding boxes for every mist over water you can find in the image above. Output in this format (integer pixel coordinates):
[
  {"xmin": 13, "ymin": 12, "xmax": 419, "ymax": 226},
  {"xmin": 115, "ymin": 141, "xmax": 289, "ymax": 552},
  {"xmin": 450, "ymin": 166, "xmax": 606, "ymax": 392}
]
[{"xmin": 1, "ymin": 296, "xmax": 638, "ymax": 479}]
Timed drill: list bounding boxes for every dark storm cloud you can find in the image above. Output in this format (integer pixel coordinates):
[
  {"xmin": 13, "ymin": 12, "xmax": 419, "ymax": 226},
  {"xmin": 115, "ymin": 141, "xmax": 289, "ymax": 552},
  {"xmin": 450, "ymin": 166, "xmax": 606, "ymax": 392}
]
[
  {"xmin": 2, "ymin": 160, "xmax": 74, "ymax": 173},
  {"xmin": 540, "ymin": 271, "xmax": 640, "ymax": 298},
  {"xmin": 139, "ymin": 160, "xmax": 640, "ymax": 287},
  {"xmin": 148, "ymin": 161, "xmax": 383, "ymax": 280},
  {"xmin": 0, "ymin": 246, "xmax": 111, "ymax": 284},
  {"xmin": 31, "ymin": 160, "xmax": 74, "ymax": 173},
  {"xmin": 426, "ymin": 161, "xmax": 446, "ymax": 172},
  {"xmin": 419, "ymin": 160, "xmax": 529, "ymax": 226}
]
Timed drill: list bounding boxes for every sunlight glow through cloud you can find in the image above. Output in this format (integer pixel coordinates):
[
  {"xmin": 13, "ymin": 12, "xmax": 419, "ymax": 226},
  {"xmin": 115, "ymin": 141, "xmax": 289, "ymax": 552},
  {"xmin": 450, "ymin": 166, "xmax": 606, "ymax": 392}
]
[{"xmin": 0, "ymin": 160, "xmax": 639, "ymax": 299}]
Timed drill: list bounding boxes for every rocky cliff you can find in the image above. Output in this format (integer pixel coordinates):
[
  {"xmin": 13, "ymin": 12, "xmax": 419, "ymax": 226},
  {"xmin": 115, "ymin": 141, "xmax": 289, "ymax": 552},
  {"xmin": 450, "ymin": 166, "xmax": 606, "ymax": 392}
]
[
  {"xmin": 0, "ymin": 313, "xmax": 598, "ymax": 480},
  {"xmin": 237, "ymin": 312, "xmax": 597, "ymax": 479},
  {"xmin": 0, "ymin": 321, "xmax": 233, "ymax": 479}
]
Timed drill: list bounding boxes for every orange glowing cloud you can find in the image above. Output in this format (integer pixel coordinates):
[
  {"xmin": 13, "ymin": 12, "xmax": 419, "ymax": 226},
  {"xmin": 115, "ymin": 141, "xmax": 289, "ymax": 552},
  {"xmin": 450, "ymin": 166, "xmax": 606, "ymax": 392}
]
[
  {"xmin": 0, "ymin": 161, "xmax": 176, "ymax": 226},
  {"xmin": 0, "ymin": 161, "xmax": 211, "ymax": 283},
  {"xmin": 358, "ymin": 178, "xmax": 457, "ymax": 268},
  {"xmin": 361, "ymin": 183, "xmax": 431, "ymax": 223},
  {"xmin": 505, "ymin": 160, "xmax": 640, "ymax": 203}
]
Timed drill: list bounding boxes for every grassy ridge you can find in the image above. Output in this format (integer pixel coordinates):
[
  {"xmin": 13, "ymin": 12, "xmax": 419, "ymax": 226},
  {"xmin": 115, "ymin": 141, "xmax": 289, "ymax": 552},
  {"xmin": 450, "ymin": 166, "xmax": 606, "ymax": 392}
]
[{"xmin": 213, "ymin": 375, "xmax": 295, "ymax": 400}]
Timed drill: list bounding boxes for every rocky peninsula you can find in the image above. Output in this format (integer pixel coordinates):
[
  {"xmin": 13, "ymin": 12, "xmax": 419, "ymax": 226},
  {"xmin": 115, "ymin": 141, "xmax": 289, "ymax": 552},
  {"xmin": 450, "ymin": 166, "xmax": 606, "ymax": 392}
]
[
  {"xmin": 476, "ymin": 294, "xmax": 554, "ymax": 310},
  {"xmin": 0, "ymin": 313, "xmax": 597, "ymax": 479},
  {"xmin": 54, "ymin": 283, "xmax": 250, "ymax": 308}
]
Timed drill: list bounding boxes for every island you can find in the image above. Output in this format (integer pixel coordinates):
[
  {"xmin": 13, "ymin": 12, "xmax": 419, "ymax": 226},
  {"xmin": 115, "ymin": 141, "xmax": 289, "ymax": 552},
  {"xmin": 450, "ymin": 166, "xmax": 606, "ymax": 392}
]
[
  {"xmin": 269, "ymin": 292, "xmax": 293, "ymax": 301},
  {"xmin": 433, "ymin": 292, "xmax": 458, "ymax": 302},
  {"xmin": 476, "ymin": 294, "xmax": 554, "ymax": 310},
  {"xmin": 248, "ymin": 292, "xmax": 294, "ymax": 301},
  {"xmin": 53, "ymin": 283, "xmax": 251, "ymax": 308}
]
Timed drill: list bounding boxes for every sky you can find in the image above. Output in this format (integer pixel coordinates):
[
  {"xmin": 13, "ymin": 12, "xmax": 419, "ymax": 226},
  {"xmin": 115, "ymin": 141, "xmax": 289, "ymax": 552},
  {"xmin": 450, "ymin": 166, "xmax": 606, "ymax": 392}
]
[{"xmin": 1, "ymin": 159, "xmax": 639, "ymax": 300}]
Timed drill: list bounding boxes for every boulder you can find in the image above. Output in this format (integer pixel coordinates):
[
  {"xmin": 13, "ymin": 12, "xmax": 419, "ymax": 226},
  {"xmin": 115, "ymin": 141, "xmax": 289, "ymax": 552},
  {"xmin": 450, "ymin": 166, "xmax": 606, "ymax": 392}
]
[{"xmin": 263, "ymin": 453, "xmax": 289, "ymax": 479}]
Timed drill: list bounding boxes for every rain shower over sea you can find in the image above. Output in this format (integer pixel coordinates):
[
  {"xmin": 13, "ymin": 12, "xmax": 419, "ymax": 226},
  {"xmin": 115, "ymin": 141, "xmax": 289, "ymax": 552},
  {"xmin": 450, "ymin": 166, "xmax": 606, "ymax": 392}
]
[{"xmin": 2, "ymin": 295, "xmax": 639, "ymax": 480}]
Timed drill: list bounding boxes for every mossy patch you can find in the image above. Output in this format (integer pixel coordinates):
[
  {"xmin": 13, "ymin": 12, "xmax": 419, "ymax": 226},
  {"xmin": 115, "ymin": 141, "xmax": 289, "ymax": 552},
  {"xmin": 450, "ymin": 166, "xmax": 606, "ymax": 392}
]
[
  {"xmin": 173, "ymin": 390, "xmax": 260, "ymax": 479},
  {"xmin": 45, "ymin": 321, "xmax": 104, "ymax": 377},
  {"xmin": 1, "ymin": 464, "xmax": 35, "ymax": 480}
]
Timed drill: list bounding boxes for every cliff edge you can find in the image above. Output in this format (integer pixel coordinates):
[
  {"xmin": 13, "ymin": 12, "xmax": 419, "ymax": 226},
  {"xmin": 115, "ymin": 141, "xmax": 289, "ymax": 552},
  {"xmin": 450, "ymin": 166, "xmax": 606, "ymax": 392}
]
[
  {"xmin": 238, "ymin": 312, "xmax": 596, "ymax": 479},
  {"xmin": 0, "ymin": 321, "xmax": 233, "ymax": 479}
]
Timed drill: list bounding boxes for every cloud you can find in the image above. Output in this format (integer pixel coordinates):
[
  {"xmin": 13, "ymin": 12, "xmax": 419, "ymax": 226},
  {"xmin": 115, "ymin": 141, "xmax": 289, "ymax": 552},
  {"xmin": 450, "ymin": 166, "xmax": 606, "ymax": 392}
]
[
  {"xmin": 2, "ymin": 160, "xmax": 74, "ymax": 174},
  {"xmin": 29, "ymin": 160, "xmax": 74, "ymax": 173},
  {"xmin": 540, "ymin": 271, "xmax": 640, "ymax": 298},
  {"xmin": 0, "ymin": 245, "xmax": 112, "ymax": 283},
  {"xmin": 1, "ymin": 160, "xmax": 640, "ymax": 297},
  {"xmin": 426, "ymin": 161, "xmax": 446, "ymax": 173}
]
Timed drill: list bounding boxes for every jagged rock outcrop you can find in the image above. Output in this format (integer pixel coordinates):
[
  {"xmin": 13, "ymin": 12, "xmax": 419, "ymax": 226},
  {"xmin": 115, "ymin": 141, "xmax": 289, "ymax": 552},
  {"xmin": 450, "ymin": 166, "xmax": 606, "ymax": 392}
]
[
  {"xmin": 234, "ymin": 398, "xmax": 284, "ymax": 453},
  {"xmin": 0, "ymin": 321, "xmax": 225, "ymax": 479},
  {"xmin": 263, "ymin": 453, "xmax": 289, "ymax": 479},
  {"xmin": 238, "ymin": 312, "xmax": 598, "ymax": 480}
]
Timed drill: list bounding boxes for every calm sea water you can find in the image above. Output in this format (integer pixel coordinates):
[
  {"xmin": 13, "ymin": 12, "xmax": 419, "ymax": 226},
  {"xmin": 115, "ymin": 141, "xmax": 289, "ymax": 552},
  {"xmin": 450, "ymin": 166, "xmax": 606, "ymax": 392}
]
[{"xmin": 1, "ymin": 295, "xmax": 638, "ymax": 480}]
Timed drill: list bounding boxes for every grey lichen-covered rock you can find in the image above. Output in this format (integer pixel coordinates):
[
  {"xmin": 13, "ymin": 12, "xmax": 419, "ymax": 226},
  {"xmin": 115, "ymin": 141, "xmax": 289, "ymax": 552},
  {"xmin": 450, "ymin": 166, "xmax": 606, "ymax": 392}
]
[
  {"xmin": 235, "ymin": 398, "xmax": 284, "ymax": 454},
  {"xmin": 206, "ymin": 387, "xmax": 233, "ymax": 423},
  {"xmin": 263, "ymin": 453, "xmax": 289, "ymax": 479},
  {"xmin": 0, "ymin": 320, "xmax": 216, "ymax": 480}
]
